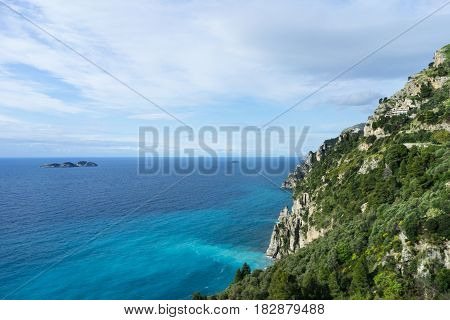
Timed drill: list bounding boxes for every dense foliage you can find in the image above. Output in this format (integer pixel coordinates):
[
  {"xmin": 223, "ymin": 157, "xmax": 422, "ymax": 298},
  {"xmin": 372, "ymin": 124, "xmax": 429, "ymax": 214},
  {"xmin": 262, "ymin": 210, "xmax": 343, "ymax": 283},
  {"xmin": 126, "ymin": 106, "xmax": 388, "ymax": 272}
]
[{"xmin": 203, "ymin": 45, "xmax": 450, "ymax": 300}]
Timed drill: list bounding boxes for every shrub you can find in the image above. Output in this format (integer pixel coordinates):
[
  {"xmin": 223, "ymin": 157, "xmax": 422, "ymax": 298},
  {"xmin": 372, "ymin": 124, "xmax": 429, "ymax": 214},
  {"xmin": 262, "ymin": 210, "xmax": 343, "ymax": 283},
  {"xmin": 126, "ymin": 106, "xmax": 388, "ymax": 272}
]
[
  {"xmin": 432, "ymin": 130, "xmax": 450, "ymax": 144},
  {"xmin": 268, "ymin": 269, "xmax": 297, "ymax": 299},
  {"xmin": 420, "ymin": 82, "xmax": 433, "ymax": 98},
  {"xmin": 366, "ymin": 135, "xmax": 376, "ymax": 144},
  {"xmin": 433, "ymin": 268, "xmax": 450, "ymax": 292},
  {"xmin": 374, "ymin": 271, "xmax": 403, "ymax": 299},
  {"xmin": 234, "ymin": 262, "xmax": 252, "ymax": 283},
  {"xmin": 385, "ymin": 144, "xmax": 408, "ymax": 169}
]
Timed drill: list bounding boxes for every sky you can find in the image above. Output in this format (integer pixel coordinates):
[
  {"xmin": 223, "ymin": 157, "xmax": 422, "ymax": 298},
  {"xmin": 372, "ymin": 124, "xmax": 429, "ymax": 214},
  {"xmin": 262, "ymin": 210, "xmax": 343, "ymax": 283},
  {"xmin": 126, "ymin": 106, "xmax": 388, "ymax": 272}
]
[{"xmin": 0, "ymin": 0, "xmax": 449, "ymax": 157}]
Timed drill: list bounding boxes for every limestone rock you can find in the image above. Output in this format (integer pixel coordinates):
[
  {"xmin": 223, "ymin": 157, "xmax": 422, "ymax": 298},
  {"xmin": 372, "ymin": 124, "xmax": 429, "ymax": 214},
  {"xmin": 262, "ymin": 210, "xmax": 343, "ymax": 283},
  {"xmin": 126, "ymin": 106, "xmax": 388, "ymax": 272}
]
[{"xmin": 358, "ymin": 156, "xmax": 381, "ymax": 174}]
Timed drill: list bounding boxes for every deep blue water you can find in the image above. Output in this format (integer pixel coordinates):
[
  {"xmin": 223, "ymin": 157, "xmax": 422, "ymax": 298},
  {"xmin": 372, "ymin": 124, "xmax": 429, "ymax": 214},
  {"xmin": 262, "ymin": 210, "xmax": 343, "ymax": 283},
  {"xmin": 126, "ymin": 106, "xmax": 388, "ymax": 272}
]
[{"xmin": 0, "ymin": 158, "xmax": 295, "ymax": 299}]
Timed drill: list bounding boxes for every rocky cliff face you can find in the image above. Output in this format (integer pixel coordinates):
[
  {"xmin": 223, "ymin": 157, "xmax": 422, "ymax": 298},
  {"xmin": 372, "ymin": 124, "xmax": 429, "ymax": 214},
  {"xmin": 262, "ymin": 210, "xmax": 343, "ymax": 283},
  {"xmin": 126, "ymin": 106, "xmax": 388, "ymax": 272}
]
[
  {"xmin": 266, "ymin": 193, "xmax": 328, "ymax": 259},
  {"xmin": 218, "ymin": 45, "xmax": 450, "ymax": 300},
  {"xmin": 281, "ymin": 152, "xmax": 314, "ymax": 189},
  {"xmin": 267, "ymin": 46, "xmax": 450, "ymax": 262},
  {"xmin": 280, "ymin": 124, "xmax": 365, "ymax": 190},
  {"xmin": 364, "ymin": 46, "xmax": 449, "ymax": 138},
  {"xmin": 268, "ymin": 125, "xmax": 363, "ymax": 258}
]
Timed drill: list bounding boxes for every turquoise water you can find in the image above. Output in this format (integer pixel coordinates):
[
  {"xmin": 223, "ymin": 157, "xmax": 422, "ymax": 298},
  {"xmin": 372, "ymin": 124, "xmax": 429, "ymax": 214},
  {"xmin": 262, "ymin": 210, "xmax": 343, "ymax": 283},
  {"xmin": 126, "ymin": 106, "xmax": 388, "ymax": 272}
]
[{"xmin": 0, "ymin": 158, "xmax": 295, "ymax": 299}]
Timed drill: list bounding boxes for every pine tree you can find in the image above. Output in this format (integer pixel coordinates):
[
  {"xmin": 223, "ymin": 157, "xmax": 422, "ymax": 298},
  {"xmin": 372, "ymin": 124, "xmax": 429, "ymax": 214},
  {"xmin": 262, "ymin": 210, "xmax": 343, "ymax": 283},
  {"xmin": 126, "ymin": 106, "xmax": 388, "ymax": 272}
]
[
  {"xmin": 328, "ymin": 271, "xmax": 343, "ymax": 299},
  {"xmin": 234, "ymin": 268, "xmax": 243, "ymax": 283},
  {"xmin": 268, "ymin": 269, "xmax": 299, "ymax": 299},
  {"xmin": 349, "ymin": 258, "xmax": 371, "ymax": 299},
  {"xmin": 241, "ymin": 263, "xmax": 251, "ymax": 277}
]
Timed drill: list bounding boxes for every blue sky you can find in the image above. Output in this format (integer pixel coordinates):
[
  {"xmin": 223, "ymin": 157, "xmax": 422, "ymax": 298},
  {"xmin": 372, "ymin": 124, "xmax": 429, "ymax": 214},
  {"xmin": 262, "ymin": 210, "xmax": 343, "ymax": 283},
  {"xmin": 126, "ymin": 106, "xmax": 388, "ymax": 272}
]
[{"xmin": 0, "ymin": 0, "xmax": 449, "ymax": 157}]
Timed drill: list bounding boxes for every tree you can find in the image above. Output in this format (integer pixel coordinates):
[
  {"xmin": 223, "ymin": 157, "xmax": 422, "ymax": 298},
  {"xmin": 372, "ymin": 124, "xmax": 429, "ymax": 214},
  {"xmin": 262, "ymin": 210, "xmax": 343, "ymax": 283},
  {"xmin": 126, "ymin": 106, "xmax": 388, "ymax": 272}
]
[
  {"xmin": 234, "ymin": 263, "xmax": 251, "ymax": 283},
  {"xmin": 433, "ymin": 268, "xmax": 450, "ymax": 292},
  {"xmin": 374, "ymin": 271, "xmax": 403, "ymax": 299},
  {"xmin": 192, "ymin": 292, "xmax": 206, "ymax": 300},
  {"xmin": 349, "ymin": 259, "xmax": 371, "ymax": 299},
  {"xmin": 241, "ymin": 263, "xmax": 251, "ymax": 277},
  {"xmin": 268, "ymin": 269, "xmax": 299, "ymax": 299},
  {"xmin": 366, "ymin": 135, "xmax": 376, "ymax": 144},
  {"xmin": 437, "ymin": 65, "xmax": 447, "ymax": 76},
  {"xmin": 385, "ymin": 144, "xmax": 408, "ymax": 169},
  {"xmin": 419, "ymin": 82, "xmax": 433, "ymax": 98},
  {"xmin": 432, "ymin": 130, "xmax": 450, "ymax": 144},
  {"xmin": 301, "ymin": 272, "xmax": 330, "ymax": 299},
  {"xmin": 234, "ymin": 268, "xmax": 243, "ymax": 283},
  {"xmin": 424, "ymin": 111, "xmax": 437, "ymax": 123},
  {"xmin": 403, "ymin": 210, "xmax": 421, "ymax": 241},
  {"xmin": 336, "ymin": 242, "xmax": 352, "ymax": 263},
  {"xmin": 268, "ymin": 269, "xmax": 290, "ymax": 299},
  {"xmin": 328, "ymin": 271, "xmax": 343, "ymax": 299}
]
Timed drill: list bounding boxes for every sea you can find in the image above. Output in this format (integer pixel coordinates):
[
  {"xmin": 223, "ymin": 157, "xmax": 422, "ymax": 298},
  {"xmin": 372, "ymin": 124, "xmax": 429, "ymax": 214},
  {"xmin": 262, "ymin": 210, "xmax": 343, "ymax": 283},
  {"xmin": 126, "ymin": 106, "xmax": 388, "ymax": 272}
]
[{"xmin": 0, "ymin": 157, "xmax": 296, "ymax": 299}]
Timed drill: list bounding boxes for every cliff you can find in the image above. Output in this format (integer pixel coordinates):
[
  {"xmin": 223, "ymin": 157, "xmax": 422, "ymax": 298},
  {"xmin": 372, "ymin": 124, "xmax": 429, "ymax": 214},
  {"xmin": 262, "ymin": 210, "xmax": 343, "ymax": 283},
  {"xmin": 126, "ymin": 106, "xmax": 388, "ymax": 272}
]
[
  {"xmin": 216, "ymin": 45, "xmax": 450, "ymax": 300},
  {"xmin": 267, "ymin": 46, "xmax": 449, "ymax": 261},
  {"xmin": 269, "ymin": 125, "xmax": 364, "ymax": 258}
]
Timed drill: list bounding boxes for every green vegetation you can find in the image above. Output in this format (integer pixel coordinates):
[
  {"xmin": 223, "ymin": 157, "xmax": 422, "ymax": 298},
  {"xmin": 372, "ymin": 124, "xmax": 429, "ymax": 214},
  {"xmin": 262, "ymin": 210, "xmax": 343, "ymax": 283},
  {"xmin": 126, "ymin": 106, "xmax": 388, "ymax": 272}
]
[
  {"xmin": 204, "ymin": 45, "xmax": 450, "ymax": 300},
  {"xmin": 420, "ymin": 82, "xmax": 433, "ymax": 98},
  {"xmin": 233, "ymin": 262, "xmax": 251, "ymax": 283},
  {"xmin": 213, "ymin": 136, "xmax": 449, "ymax": 300}
]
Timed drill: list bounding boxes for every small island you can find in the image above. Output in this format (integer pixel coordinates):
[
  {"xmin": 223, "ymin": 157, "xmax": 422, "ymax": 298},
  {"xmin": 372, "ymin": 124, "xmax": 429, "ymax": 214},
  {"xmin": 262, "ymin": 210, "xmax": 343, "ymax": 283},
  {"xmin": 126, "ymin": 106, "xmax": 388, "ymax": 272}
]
[{"xmin": 40, "ymin": 161, "xmax": 98, "ymax": 168}]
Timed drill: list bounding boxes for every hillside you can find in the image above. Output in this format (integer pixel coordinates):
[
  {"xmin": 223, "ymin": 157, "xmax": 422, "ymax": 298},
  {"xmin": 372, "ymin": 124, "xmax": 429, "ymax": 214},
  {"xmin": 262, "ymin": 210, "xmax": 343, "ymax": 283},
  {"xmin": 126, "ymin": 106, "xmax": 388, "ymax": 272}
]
[{"xmin": 212, "ymin": 45, "xmax": 450, "ymax": 300}]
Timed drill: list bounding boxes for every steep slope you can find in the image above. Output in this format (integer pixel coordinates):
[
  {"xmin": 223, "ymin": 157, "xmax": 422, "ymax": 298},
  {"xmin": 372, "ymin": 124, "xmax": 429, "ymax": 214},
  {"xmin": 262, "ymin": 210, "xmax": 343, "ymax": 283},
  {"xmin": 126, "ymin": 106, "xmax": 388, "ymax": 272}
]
[{"xmin": 215, "ymin": 45, "xmax": 450, "ymax": 300}]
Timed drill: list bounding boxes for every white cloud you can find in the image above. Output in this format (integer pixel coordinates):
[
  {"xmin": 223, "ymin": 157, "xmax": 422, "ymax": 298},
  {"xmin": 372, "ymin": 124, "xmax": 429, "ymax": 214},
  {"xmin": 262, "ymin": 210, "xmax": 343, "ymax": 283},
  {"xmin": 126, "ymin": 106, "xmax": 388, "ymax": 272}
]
[
  {"xmin": 326, "ymin": 91, "xmax": 381, "ymax": 107},
  {"xmin": 2, "ymin": 0, "xmax": 448, "ymax": 109},
  {"xmin": 0, "ymin": 113, "xmax": 23, "ymax": 124},
  {"xmin": 128, "ymin": 113, "xmax": 175, "ymax": 121},
  {"xmin": 0, "ymin": 0, "xmax": 449, "ymax": 155},
  {"xmin": 0, "ymin": 72, "xmax": 83, "ymax": 113}
]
